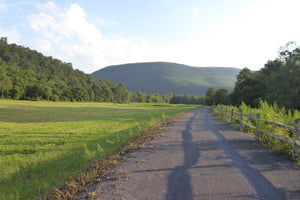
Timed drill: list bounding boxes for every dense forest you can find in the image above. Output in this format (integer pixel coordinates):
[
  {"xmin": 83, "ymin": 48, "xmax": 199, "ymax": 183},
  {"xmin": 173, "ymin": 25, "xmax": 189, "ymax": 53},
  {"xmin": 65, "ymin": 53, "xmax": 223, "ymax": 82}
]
[
  {"xmin": 0, "ymin": 37, "xmax": 122, "ymax": 102},
  {"xmin": 205, "ymin": 42, "xmax": 300, "ymax": 110},
  {"xmin": 0, "ymin": 37, "xmax": 203, "ymax": 104}
]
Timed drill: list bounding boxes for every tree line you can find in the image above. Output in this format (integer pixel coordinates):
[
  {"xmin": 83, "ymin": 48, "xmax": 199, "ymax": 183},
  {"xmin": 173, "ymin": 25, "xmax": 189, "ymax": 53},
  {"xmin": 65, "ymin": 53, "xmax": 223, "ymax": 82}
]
[
  {"xmin": 204, "ymin": 42, "xmax": 300, "ymax": 110},
  {"xmin": 0, "ymin": 37, "xmax": 203, "ymax": 104},
  {"xmin": 129, "ymin": 92, "xmax": 204, "ymax": 104}
]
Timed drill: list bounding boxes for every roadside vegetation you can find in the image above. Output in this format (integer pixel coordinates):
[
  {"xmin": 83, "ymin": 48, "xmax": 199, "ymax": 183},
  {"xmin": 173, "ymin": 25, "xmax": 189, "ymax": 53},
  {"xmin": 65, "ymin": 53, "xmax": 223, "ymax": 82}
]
[
  {"xmin": 211, "ymin": 100, "xmax": 300, "ymax": 163},
  {"xmin": 0, "ymin": 100, "xmax": 199, "ymax": 199}
]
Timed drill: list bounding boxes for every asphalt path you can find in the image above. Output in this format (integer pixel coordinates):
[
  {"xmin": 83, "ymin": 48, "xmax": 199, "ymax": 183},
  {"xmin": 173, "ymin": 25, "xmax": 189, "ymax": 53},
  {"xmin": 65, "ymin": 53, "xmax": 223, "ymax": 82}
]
[{"xmin": 94, "ymin": 108, "xmax": 300, "ymax": 200}]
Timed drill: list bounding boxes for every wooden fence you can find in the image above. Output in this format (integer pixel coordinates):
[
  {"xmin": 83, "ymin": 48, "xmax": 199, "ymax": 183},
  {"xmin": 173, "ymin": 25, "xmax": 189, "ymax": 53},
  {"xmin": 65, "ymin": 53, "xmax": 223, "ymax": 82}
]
[{"xmin": 214, "ymin": 107, "xmax": 300, "ymax": 157}]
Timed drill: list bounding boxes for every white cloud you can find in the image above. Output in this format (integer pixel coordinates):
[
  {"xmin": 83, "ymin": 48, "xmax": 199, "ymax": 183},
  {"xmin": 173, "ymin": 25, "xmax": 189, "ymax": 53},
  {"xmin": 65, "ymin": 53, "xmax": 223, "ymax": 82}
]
[
  {"xmin": 34, "ymin": 39, "xmax": 52, "ymax": 53},
  {"xmin": 36, "ymin": 1, "xmax": 59, "ymax": 14},
  {"xmin": 192, "ymin": 8, "xmax": 200, "ymax": 20},
  {"xmin": 92, "ymin": 17, "xmax": 119, "ymax": 27},
  {"xmin": 27, "ymin": 2, "xmax": 160, "ymax": 73},
  {"xmin": 0, "ymin": 26, "xmax": 20, "ymax": 44},
  {"xmin": 0, "ymin": 1, "xmax": 9, "ymax": 12},
  {"xmin": 24, "ymin": 0, "xmax": 300, "ymax": 73}
]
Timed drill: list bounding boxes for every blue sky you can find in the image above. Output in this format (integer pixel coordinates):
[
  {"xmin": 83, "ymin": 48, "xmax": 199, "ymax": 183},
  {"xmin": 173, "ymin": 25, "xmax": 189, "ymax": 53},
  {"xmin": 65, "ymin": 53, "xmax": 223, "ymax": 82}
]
[{"xmin": 1, "ymin": 0, "xmax": 300, "ymax": 73}]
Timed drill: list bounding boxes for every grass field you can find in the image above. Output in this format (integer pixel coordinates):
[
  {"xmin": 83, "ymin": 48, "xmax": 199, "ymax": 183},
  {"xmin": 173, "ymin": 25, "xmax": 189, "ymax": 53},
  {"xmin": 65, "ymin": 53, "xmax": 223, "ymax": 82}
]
[{"xmin": 0, "ymin": 100, "xmax": 199, "ymax": 199}]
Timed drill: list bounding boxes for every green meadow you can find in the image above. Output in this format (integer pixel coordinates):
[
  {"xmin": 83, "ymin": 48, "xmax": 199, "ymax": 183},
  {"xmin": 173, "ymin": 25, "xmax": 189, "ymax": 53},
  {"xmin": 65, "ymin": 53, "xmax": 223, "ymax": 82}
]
[{"xmin": 0, "ymin": 100, "xmax": 198, "ymax": 199}]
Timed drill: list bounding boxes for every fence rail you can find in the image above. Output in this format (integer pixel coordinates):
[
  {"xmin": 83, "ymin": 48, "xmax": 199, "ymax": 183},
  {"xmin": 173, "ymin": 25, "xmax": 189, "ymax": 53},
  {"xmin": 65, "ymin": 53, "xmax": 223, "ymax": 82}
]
[
  {"xmin": 214, "ymin": 107, "xmax": 300, "ymax": 157},
  {"xmin": 258, "ymin": 119, "xmax": 294, "ymax": 130}
]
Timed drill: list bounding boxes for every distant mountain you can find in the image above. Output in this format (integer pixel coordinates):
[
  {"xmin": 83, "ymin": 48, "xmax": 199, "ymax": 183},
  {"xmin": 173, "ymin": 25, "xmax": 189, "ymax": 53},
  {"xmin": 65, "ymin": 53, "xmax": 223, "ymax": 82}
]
[{"xmin": 91, "ymin": 62, "xmax": 240, "ymax": 96}]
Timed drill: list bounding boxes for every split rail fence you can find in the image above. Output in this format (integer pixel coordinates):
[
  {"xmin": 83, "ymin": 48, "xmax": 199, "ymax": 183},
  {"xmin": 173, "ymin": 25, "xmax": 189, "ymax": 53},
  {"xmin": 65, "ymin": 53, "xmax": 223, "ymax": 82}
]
[{"xmin": 214, "ymin": 107, "xmax": 300, "ymax": 157}]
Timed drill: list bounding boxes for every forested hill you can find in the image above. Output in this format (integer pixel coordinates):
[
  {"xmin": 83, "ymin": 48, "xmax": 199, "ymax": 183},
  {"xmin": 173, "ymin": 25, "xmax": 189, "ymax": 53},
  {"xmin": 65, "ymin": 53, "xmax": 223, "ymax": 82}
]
[
  {"xmin": 0, "ymin": 37, "xmax": 120, "ymax": 102},
  {"xmin": 91, "ymin": 62, "xmax": 240, "ymax": 96}
]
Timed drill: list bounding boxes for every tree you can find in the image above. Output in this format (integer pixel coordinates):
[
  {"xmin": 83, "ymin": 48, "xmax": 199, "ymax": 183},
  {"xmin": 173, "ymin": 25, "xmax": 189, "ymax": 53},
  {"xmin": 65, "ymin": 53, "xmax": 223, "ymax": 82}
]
[
  {"xmin": 214, "ymin": 89, "xmax": 229, "ymax": 105},
  {"xmin": 229, "ymin": 42, "xmax": 300, "ymax": 110},
  {"xmin": 0, "ymin": 73, "xmax": 13, "ymax": 98},
  {"xmin": 204, "ymin": 86, "xmax": 217, "ymax": 105},
  {"xmin": 236, "ymin": 68, "xmax": 251, "ymax": 85},
  {"xmin": 101, "ymin": 86, "xmax": 113, "ymax": 102},
  {"xmin": 163, "ymin": 93, "xmax": 173, "ymax": 103},
  {"xmin": 204, "ymin": 87, "xmax": 230, "ymax": 105},
  {"xmin": 278, "ymin": 41, "xmax": 299, "ymax": 64},
  {"xmin": 10, "ymin": 84, "xmax": 22, "ymax": 100},
  {"xmin": 151, "ymin": 93, "xmax": 163, "ymax": 103},
  {"xmin": 72, "ymin": 87, "xmax": 88, "ymax": 102},
  {"xmin": 146, "ymin": 94, "xmax": 153, "ymax": 103},
  {"xmin": 137, "ymin": 92, "xmax": 146, "ymax": 103},
  {"xmin": 230, "ymin": 68, "xmax": 263, "ymax": 107},
  {"xmin": 113, "ymin": 83, "xmax": 128, "ymax": 103}
]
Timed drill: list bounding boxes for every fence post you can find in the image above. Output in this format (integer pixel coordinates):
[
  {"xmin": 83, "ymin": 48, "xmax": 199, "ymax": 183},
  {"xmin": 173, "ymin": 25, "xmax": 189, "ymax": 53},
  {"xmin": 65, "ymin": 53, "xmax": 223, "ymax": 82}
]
[
  {"xmin": 255, "ymin": 113, "xmax": 260, "ymax": 141},
  {"xmin": 293, "ymin": 118, "xmax": 300, "ymax": 158},
  {"xmin": 231, "ymin": 109, "xmax": 234, "ymax": 123},
  {"xmin": 225, "ymin": 108, "xmax": 227, "ymax": 118},
  {"xmin": 240, "ymin": 110, "xmax": 243, "ymax": 130}
]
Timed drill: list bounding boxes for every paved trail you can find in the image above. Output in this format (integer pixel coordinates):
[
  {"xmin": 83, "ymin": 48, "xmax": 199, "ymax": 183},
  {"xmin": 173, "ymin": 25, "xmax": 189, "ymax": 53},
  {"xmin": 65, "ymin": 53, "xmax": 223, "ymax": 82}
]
[{"xmin": 94, "ymin": 108, "xmax": 300, "ymax": 200}]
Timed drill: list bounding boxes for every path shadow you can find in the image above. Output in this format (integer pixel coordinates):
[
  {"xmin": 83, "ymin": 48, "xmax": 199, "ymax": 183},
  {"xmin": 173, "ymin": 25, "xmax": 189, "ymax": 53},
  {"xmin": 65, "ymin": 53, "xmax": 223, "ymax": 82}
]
[
  {"xmin": 165, "ymin": 110, "xmax": 200, "ymax": 200},
  {"xmin": 204, "ymin": 109, "xmax": 288, "ymax": 200}
]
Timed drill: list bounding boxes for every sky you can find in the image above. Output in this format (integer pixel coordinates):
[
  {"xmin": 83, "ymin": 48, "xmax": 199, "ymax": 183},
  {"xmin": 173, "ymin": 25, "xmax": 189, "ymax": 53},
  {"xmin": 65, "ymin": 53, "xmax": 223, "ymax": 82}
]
[{"xmin": 1, "ymin": 0, "xmax": 300, "ymax": 73}]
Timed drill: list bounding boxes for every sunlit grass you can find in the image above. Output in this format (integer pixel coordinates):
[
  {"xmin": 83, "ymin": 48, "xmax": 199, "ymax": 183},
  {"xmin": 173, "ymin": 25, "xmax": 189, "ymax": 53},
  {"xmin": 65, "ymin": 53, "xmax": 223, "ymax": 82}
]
[{"xmin": 0, "ymin": 100, "xmax": 199, "ymax": 199}]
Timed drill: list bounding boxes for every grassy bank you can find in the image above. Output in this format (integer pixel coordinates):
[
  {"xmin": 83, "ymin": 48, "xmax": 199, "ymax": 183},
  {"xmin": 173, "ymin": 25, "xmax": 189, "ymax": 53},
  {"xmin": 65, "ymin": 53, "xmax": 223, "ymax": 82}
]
[{"xmin": 0, "ymin": 100, "xmax": 199, "ymax": 199}]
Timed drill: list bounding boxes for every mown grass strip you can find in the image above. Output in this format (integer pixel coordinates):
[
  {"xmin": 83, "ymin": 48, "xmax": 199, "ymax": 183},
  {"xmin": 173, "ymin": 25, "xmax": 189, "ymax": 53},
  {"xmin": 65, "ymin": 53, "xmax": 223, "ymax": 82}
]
[
  {"xmin": 54, "ymin": 110, "xmax": 190, "ymax": 199},
  {"xmin": 0, "ymin": 100, "xmax": 199, "ymax": 199}
]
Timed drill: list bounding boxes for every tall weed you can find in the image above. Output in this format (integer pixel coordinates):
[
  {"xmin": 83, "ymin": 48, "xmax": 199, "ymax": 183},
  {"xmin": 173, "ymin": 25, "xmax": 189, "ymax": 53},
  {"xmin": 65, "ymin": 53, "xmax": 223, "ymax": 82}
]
[{"xmin": 213, "ymin": 100, "xmax": 300, "ymax": 160}]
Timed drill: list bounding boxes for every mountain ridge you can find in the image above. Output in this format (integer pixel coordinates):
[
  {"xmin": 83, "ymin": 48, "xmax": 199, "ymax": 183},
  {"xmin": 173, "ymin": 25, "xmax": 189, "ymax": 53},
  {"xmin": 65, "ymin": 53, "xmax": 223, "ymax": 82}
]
[{"xmin": 91, "ymin": 62, "xmax": 240, "ymax": 96}]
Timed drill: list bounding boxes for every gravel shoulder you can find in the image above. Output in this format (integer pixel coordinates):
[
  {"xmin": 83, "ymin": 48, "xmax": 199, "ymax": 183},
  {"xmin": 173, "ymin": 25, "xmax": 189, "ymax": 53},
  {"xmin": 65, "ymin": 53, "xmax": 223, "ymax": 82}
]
[{"xmin": 84, "ymin": 108, "xmax": 300, "ymax": 200}]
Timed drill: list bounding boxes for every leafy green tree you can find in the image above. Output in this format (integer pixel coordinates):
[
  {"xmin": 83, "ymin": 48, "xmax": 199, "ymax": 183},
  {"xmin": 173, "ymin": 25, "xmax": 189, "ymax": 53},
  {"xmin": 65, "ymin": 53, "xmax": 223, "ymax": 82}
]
[
  {"xmin": 113, "ymin": 83, "xmax": 128, "ymax": 103},
  {"xmin": 204, "ymin": 87, "xmax": 229, "ymax": 105},
  {"xmin": 151, "ymin": 93, "xmax": 163, "ymax": 103},
  {"xmin": 204, "ymin": 86, "xmax": 217, "ymax": 105},
  {"xmin": 146, "ymin": 94, "xmax": 153, "ymax": 103},
  {"xmin": 72, "ymin": 87, "xmax": 88, "ymax": 102},
  {"xmin": 137, "ymin": 92, "xmax": 146, "ymax": 103},
  {"xmin": 230, "ymin": 68, "xmax": 263, "ymax": 107},
  {"xmin": 214, "ymin": 89, "xmax": 229, "ymax": 105},
  {"xmin": 163, "ymin": 93, "xmax": 173, "ymax": 103},
  {"xmin": 129, "ymin": 92, "xmax": 137, "ymax": 102},
  {"xmin": 10, "ymin": 85, "xmax": 22, "ymax": 99},
  {"xmin": 101, "ymin": 86, "xmax": 113, "ymax": 102},
  {"xmin": 230, "ymin": 42, "xmax": 300, "ymax": 110},
  {"xmin": 0, "ymin": 73, "xmax": 12, "ymax": 98}
]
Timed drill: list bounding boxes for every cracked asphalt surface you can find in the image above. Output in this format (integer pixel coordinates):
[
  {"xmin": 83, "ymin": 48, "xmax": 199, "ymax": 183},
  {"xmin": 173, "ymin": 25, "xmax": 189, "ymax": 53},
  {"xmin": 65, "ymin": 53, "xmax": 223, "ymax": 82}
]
[{"xmin": 93, "ymin": 108, "xmax": 300, "ymax": 200}]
